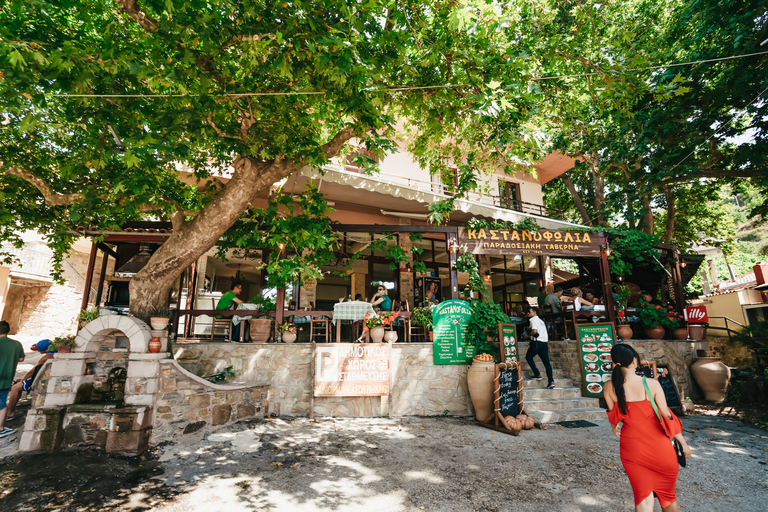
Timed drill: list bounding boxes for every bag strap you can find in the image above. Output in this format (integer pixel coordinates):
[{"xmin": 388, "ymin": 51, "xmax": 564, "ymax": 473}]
[{"xmin": 642, "ymin": 376, "xmax": 663, "ymax": 423}]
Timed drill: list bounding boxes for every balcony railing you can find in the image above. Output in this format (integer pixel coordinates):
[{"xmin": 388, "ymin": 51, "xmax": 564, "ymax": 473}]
[{"xmin": 327, "ymin": 164, "xmax": 565, "ymax": 220}]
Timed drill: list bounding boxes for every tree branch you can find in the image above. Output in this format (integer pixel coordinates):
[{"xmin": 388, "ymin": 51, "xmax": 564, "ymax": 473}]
[
  {"xmin": 664, "ymin": 185, "xmax": 675, "ymax": 243},
  {"xmin": 317, "ymin": 126, "xmax": 356, "ymax": 160},
  {"xmin": 560, "ymin": 173, "xmax": 592, "ymax": 226},
  {"xmin": 661, "ymin": 168, "xmax": 764, "ymax": 185},
  {"xmin": 206, "ymin": 112, "xmax": 242, "ymax": 140},
  {"xmin": 2, "ymin": 164, "xmax": 85, "ymax": 206},
  {"xmin": 114, "ymin": 0, "xmax": 160, "ymax": 33}
]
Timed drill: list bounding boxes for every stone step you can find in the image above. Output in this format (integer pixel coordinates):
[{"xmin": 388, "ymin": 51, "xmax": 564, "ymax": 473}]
[
  {"xmin": 520, "ymin": 368, "xmax": 566, "ymax": 378},
  {"xmin": 527, "ymin": 407, "xmax": 607, "ymax": 424},
  {"xmin": 523, "ymin": 386, "xmax": 583, "ymax": 400},
  {"xmin": 524, "ymin": 396, "xmax": 601, "ymax": 412},
  {"xmin": 520, "ymin": 377, "xmax": 573, "ymax": 389}
]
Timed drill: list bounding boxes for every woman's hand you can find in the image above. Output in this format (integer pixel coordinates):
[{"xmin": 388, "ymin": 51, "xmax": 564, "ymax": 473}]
[
  {"xmin": 681, "ymin": 440, "xmax": 692, "ymax": 459},
  {"xmin": 611, "ymin": 423, "xmax": 622, "ymax": 437}
]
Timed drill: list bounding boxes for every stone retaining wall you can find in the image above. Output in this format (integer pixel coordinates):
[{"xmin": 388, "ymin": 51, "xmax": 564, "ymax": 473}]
[
  {"xmin": 548, "ymin": 339, "xmax": 698, "ymax": 400},
  {"xmin": 172, "ymin": 342, "xmax": 473, "ymax": 418},
  {"xmin": 152, "ymin": 360, "xmax": 272, "ymax": 440}
]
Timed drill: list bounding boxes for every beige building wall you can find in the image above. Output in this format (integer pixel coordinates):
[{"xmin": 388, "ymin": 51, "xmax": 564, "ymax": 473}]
[{"xmin": 699, "ymin": 289, "xmax": 764, "ymax": 330}]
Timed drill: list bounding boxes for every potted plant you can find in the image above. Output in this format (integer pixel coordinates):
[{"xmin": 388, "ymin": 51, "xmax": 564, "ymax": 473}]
[
  {"xmin": 667, "ymin": 306, "xmax": 688, "ymax": 340},
  {"xmin": 689, "ymin": 321, "xmax": 708, "ymax": 341},
  {"xmin": 638, "ymin": 300, "xmax": 674, "ymax": 339},
  {"xmin": 149, "ymin": 308, "xmax": 172, "ymax": 330},
  {"xmin": 277, "ymin": 322, "xmax": 298, "ymax": 343},
  {"xmin": 411, "ymin": 306, "xmax": 434, "ymax": 341},
  {"xmin": 49, "ymin": 335, "xmax": 78, "ymax": 353},
  {"xmin": 363, "ymin": 312, "xmax": 393, "ymax": 343},
  {"xmin": 77, "ymin": 307, "xmax": 100, "ymax": 330},
  {"xmin": 248, "ymin": 295, "xmax": 276, "ymax": 343}
]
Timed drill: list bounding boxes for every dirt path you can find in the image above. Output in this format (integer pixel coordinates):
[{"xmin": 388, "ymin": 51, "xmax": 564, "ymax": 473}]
[{"xmin": 1, "ymin": 415, "xmax": 766, "ymax": 511}]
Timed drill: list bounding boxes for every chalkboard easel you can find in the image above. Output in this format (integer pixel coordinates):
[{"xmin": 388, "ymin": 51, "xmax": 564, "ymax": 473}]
[
  {"xmin": 656, "ymin": 365, "xmax": 683, "ymax": 414},
  {"xmin": 478, "ymin": 363, "xmax": 530, "ymax": 436}
]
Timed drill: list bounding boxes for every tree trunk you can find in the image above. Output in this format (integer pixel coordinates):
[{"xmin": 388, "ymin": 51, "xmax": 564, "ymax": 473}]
[
  {"xmin": 589, "ymin": 155, "xmax": 609, "ymax": 227},
  {"xmin": 664, "ymin": 185, "xmax": 675, "ymax": 243},
  {"xmin": 128, "ymin": 156, "xmax": 296, "ymax": 318},
  {"xmin": 639, "ymin": 190, "xmax": 654, "ymax": 235},
  {"xmin": 560, "ymin": 173, "xmax": 592, "ymax": 226}
]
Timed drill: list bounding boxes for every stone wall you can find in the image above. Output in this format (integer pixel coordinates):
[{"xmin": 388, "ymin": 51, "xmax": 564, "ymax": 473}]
[
  {"xmin": 172, "ymin": 342, "xmax": 473, "ymax": 418},
  {"xmin": 152, "ymin": 360, "xmax": 272, "ymax": 440},
  {"xmin": 706, "ymin": 336, "xmax": 758, "ymax": 369},
  {"xmin": 549, "ymin": 339, "xmax": 699, "ymax": 400}
]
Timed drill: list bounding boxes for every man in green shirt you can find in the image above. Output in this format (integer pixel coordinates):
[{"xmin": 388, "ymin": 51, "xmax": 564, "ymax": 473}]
[
  {"xmin": 0, "ymin": 320, "xmax": 25, "ymax": 438},
  {"xmin": 216, "ymin": 281, "xmax": 244, "ymax": 341}
]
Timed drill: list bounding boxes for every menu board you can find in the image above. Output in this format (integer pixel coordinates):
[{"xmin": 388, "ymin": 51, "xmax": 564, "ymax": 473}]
[
  {"xmin": 432, "ymin": 300, "xmax": 475, "ymax": 365},
  {"xmin": 314, "ymin": 343, "xmax": 390, "ymax": 397},
  {"xmin": 498, "ymin": 324, "xmax": 518, "ymax": 364},
  {"xmin": 576, "ymin": 323, "xmax": 616, "ymax": 398},
  {"xmin": 657, "ymin": 365, "xmax": 682, "ymax": 408},
  {"xmin": 497, "ymin": 365, "xmax": 521, "ymax": 418}
]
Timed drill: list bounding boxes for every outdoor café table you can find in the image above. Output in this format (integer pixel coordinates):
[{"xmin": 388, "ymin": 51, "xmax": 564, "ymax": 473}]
[
  {"xmin": 332, "ymin": 301, "xmax": 377, "ymax": 343},
  {"xmin": 232, "ymin": 303, "xmax": 258, "ymax": 342}
]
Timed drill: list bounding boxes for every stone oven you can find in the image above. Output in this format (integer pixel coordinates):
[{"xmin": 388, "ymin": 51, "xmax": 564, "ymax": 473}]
[{"xmin": 19, "ymin": 316, "xmax": 272, "ymax": 455}]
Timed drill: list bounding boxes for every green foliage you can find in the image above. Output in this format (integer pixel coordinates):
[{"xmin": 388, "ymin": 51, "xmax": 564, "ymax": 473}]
[
  {"xmin": 249, "ymin": 295, "xmax": 276, "ymax": 314},
  {"xmin": 50, "ymin": 335, "xmax": 77, "ymax": 352},
  {"xmin": 77, "ymin": 307, "xmax": 100, "ymax": 323},
  {"xmin": 465, "ymin": 299, "xmax": 509, "ymax": 354},
  {"xmin": 149, "ymin": 308, "xmax": 172, "ymax": 319},
  {"xmin": 453, "ymin": 253, "xmax": 486, "ymax": 296},
  {"xmin": 205, "ymin": 366, "xmax": 236, "ymax": 383},
  {"xmin": 219, "ymin": 183, "xmax": 339, "ymax": 289},
  {"xmin": 411, "ymin": 307, "xmax": 434, "ymax": 331},
  {"xmin": 637, "ymin": 301, "xmax": 680, "ymax": 329},
  {"xmin": 728, "ymin": 321, "xmax": 768, "ymax": 370}
]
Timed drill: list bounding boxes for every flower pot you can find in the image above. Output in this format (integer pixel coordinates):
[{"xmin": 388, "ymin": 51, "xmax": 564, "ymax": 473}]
[
  {"xmin": 150, "ymin": 317, "xmax": 170, "ymax": 330},
  {"xmin": 281, "ymin": 332, "xmax": 297, "ymax": 343},
  {"xmin": 384, "ymin": 331, "xmax": 398, "ymax": 343},
  {"xmin": 248, "ymin": 318, "xmax": 272, "ymax": 343},
  {"xmin": 370, "ymin": 325, "xmax": 385, "ymax": 343},
  {"xmin": 617, "ymin": 325, "xmax": 633, "ymax": 340},
  {"xmin": 691, "ymin": 357, "xmax": 730, "ymax": 402},
  {"xmin": 148, "ymin": 336, "xmax": 162, "ymax": 353},
  {"xmin": 467, "ymin": 360, "xmax": 495, "ymax": 422},
  {"xmin": 672, "ymin": 327, "xmax": 688, "ymax": 340},
  {"xmin": 689, "ymin": 324, "xmax": 706, "ymax": 341},
  {"xmin": 644, "ymin": 326, "xmax": 665, "ymax": 339}
]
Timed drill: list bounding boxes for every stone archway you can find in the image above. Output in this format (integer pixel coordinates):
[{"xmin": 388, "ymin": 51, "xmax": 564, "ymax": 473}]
[{"xmin": 74, "ymin": 315, "xmax": 156, "ymax": 353}]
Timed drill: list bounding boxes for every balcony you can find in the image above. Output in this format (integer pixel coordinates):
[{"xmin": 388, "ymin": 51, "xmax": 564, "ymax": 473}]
[{"xmin": 326, "ymin": 164, "xmax": 566, "ymax": 221}]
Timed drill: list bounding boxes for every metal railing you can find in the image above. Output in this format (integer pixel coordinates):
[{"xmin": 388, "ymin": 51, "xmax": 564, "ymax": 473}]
[
  {"xmin": 705, "ymin": 316, "xmax": 745, "ymax": 338},
  {"xmin": 325, "ymin": 165, "xmax": 565, "ymax": 220}
]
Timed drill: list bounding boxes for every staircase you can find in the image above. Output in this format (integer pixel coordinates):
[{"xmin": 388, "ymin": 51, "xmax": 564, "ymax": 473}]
[{"xmin": 518, "ymin": 341, "xmax": 605, "ymax": 424}]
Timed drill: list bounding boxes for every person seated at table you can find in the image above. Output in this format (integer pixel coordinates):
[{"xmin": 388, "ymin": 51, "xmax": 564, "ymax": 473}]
[
  {"xmin": 569, "ymin": 287, "xmax": 594, "ymax": 311},
  {"xmin": 371, "ymin": 285, "xmax": 392, "ymax": 311},
  {"xmin": 545, "ymin": 287, "xmax": 564, "ymax": 313},
  {"xmin": 585, "ymin": 290, "xmax": 598, "ymax": 304},
  {"xmin": 216, "ymin": 281, "xmax": 244, "ymax": 341},
  {"xmin": 641, "ymin": 291, "xmax": 663, "ymax": 306},
  {"xmin": 354, "ymin": 294, "xmax": 363, "ymax": 302},
  {"xmin": 537, "ymin": 286, "xmax": 548, "ymax": 309}
]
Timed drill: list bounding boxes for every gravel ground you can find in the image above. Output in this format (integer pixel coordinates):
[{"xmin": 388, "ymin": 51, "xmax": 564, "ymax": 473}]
[{"xmin": 0, "ymin": 414, "xmax": 766, "ymax": 511}]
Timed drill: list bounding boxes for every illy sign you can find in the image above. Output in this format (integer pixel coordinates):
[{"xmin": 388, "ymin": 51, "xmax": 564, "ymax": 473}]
[{"xmin": 685, "ymin": 306, "xmax": 708, "ymax": 323}]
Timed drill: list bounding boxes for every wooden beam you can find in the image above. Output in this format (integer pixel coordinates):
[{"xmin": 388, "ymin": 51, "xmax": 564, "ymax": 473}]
[
  {"xmin": 96, "ymin": 242, "xmax": 118, "ymax": 259},
  {"xmin": 80, "ymin": 242, "xmax": 98, "ymax": 312},
  {"xmin": 598, "ymin": 236, "xmax": 616, "ymax": 325},
  {"xmin": 95, "ymin": 253, "xmax": 109, "ymax": 308}
]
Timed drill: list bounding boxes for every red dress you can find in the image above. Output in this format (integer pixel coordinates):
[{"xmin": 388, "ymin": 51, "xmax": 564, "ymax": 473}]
[{"xmin": 607, "ymin": 400, "xmax": 683, "ymax": 507}]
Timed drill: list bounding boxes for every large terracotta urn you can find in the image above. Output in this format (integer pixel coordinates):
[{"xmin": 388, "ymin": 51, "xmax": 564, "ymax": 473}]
[
  {"xmin": 617, "ymin": 325, "xmax": 633, "ymax": 340},
  {"xmin": 672, "ymin": 327, "xmax": 689, "ymax": 340},
  {"xmin": 370, "ymin": 325, "xmax": 385, "ymax": 343},
  {"xmin": 248, "ymin": 318, "xmax": 272, "ymax": 343},
  {"xmin": 644, "ymin": 326, "xmax": 665, "ymax": 340},
  {"xmin": 467, "ymin": 360, "xmax": 495, "ymax": 422},
  {"xmin": 148, "ymin": 336, "xmax": 162, "ymax": 353},
  {"xmin": 691, "ymin": 357, "xmax": 730, "ymax": 402}
]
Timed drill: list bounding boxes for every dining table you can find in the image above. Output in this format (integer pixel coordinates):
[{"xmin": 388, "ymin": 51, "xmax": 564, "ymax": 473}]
[{"xmin": 332, "ymin": 301, "xmax": 378, "ymax": 343}]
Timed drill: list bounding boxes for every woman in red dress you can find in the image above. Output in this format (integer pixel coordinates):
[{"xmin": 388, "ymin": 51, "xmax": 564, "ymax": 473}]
[{"xmin": 604, "ymin": 344, "xmax": 692, "ymax": 512}]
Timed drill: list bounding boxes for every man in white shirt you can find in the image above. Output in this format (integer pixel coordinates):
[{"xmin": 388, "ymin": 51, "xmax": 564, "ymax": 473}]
[{"xmin": 524, "ymin": 307, "xmax": 555, "ymax": 389}]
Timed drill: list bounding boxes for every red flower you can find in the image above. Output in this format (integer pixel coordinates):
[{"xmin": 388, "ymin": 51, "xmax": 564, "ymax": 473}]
[
  {"xmin": 618, "ymin": 310, "xmax": 626, "ymax": 318},
  {"xmin": 655, "ymin": 305, "xmax": 661, "ymax": 309}
]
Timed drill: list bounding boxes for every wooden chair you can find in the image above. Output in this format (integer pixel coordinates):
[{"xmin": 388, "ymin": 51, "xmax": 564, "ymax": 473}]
[
  {"xmin": 210, "ymin": 298, "xmax": 233, "ymax": 341},
  {"xmin": 311, "ymin": 316, "xmax": 331, "ymax": 343}
]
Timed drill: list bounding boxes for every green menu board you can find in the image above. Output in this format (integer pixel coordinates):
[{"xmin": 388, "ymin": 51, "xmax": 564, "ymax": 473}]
[
  {"xmin": 498, "ymin": 324, "xmax": 518, "ymax": 365},
  {"xmin": 576, "ymin": 323, "xmax": 616, "ymax": 398},
  {"xmin": 433, "ymin": 300, "xmax": 475, "ymax": 365}
]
